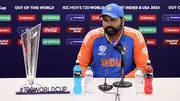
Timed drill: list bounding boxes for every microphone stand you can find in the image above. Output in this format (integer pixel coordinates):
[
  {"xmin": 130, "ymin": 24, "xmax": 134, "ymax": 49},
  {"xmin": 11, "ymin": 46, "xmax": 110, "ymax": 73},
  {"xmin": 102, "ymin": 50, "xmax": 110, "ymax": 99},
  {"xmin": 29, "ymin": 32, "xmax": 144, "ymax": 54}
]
[
  {"xmin": 98, "ymin": 71, "xmax": 113, "ymax": 91},
  {"xmin": 113, "ymin": 52, "xmax": 132, "ymax": 101},
  {"xmin": 98, "ymin": 41, "xmax": 113, "ymax": 91},
  {"xmin": 113, "ymin": 52, "xmax": 132, "ymax": 88}
]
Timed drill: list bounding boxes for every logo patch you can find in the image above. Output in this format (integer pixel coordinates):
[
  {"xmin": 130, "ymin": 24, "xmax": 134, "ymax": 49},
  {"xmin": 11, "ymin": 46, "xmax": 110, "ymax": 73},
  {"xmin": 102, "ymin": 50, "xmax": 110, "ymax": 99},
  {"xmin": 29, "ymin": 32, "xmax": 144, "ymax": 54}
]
[
  {"xmin": 123, "ymin": 46, "xmax": 128, "ymax": 53},
  {"xmin": 98, "ymin": 45, "xmax": 107, "ymax": 55},
  {"xmin": 107, "ymin": 6, "xmax": 112, "ymax": 11}
]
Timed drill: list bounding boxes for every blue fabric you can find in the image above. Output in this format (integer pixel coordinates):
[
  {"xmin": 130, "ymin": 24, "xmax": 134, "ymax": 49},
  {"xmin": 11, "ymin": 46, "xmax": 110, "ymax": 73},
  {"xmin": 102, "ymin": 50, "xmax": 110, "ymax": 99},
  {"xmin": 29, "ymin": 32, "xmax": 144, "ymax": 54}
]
[
  {"xmin": 92, "ymin": 34, "xmax": 135, "ymax": 77},
  {"xmin": 100, "ymin": 3, "xmax": 124, "ymax": 18}
]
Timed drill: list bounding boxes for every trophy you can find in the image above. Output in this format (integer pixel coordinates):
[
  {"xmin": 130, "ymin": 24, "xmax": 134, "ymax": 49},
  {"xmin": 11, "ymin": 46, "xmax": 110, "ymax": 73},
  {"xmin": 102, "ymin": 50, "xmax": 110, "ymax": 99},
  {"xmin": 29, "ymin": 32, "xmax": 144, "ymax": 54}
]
[
  {"xmin": 16, "ymin": 23, "xmax": 70, "ymax": 95},
  {"xmin": 20, "ymin": 24, "xmax": 41, "ymax": 89}
]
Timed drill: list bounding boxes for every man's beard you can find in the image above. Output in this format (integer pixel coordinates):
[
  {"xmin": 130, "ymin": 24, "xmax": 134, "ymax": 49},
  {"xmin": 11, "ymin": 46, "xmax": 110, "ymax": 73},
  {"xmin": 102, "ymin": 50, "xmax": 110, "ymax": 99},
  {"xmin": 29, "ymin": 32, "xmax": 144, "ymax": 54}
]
[{"xmin": 104, "ymin": 25, "xmax": 122, "ymax": 37}]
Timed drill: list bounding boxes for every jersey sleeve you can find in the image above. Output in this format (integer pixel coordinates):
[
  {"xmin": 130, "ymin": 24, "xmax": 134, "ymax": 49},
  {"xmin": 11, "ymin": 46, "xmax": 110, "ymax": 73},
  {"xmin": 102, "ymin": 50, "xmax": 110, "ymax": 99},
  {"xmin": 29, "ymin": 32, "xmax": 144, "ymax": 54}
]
[
  {"xmin": 77, "ymin": 32, "xmax": 93, "ymax": 77},
  {"xmin": 125, "ymin": 28, "xmax": 149, "ymax": 78},
  {"xmin": 77, "ymin": 28, "xmax": 104, "ymax": 77}
]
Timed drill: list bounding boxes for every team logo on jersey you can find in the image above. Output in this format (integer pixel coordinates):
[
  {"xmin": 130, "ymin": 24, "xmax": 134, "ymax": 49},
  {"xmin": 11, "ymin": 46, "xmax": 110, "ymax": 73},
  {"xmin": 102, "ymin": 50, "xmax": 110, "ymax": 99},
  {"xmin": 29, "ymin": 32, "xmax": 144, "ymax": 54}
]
[
  {"xmin": 98, "ymin": 45, "xmax": 107, "ymax": 55},
  {"xmin": 120, "ymin": 44, "xmax": 128, "ymax": 54},
  {"xmin": 123, "ymin": 45, "xmax": 128, "ymax": 53},
  {"xmin": 107, "ymin": 6, "xmax": 112, "ymax": 11}
]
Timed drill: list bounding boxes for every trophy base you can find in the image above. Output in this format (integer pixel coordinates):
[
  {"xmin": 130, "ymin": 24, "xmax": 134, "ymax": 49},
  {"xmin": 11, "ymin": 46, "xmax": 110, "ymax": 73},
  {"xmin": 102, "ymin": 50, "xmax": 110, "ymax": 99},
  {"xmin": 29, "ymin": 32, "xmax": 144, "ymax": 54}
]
[
  {"xmin": 20, "ymin": 81, "xmax": 41, "ymax": 88},
  {"xmin": 16, "ymin": 81, "xmax": 71, "ymax": 95},
  {"xmin": 16, "ymin": 81, "xmax": 41, "ymax": 95},
  {"xmin": 16, "ymin": 91, "xmax": 71, "ymax": 95}
]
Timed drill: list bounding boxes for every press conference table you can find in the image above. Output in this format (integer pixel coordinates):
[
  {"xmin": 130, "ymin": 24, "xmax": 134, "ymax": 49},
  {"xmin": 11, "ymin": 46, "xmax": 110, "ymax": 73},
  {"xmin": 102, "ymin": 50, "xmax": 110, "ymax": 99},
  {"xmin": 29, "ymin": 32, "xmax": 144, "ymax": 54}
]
[{"xmin": 0, "ymin": 78, "xmax": 180, "ymax": 101}]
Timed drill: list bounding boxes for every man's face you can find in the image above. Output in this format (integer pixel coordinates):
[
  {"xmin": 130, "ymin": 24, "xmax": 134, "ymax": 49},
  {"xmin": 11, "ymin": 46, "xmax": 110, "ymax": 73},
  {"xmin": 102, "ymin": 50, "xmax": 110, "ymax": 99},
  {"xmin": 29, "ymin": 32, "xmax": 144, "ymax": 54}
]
[{"xmin": 102, "ymin": 15, "xmax": 124, "ymax": 37}]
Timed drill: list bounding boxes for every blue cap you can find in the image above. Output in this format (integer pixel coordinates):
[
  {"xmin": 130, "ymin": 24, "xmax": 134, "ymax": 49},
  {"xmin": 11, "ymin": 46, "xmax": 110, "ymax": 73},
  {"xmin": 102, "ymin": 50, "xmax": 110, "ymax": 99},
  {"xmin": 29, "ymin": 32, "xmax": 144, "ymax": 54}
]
[{"xmin": 100, "ymin": 3, "xmax": 124, "ymax": 19}]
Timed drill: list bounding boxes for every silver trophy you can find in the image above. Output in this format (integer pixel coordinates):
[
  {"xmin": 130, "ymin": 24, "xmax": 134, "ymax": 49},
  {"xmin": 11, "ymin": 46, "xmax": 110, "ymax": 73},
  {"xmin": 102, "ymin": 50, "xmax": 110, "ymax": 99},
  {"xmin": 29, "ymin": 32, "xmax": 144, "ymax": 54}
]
[{"xmin": 21, "ymin": 24, "xmax": 41, "ymax": 88}]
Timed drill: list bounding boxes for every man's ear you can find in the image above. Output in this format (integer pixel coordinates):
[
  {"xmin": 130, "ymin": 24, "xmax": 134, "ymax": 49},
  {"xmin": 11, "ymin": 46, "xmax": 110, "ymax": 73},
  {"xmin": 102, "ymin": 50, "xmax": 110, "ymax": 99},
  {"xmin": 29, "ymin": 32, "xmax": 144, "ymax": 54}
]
[{"xmin": 122, "ymin": 17, "xmax": 125, "ymax": 26}]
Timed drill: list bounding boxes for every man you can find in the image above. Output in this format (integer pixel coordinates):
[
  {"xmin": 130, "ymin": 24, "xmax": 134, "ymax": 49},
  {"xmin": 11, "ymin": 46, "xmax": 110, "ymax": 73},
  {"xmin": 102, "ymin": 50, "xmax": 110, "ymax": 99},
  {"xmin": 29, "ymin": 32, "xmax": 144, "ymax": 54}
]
[{"xmin": 77, "ymin": 3, "xmax": 149, "ymax": 78}]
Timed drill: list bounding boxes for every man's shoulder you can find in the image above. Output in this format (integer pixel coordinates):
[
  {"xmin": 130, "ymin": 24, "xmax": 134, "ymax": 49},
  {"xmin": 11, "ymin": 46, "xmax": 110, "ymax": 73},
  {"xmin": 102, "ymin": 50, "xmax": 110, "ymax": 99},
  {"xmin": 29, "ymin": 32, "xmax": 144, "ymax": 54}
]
[
  {"xmin": 124, "ymin": 26, "xmax": 145, "ymax": 44},
  {"xmin": 124, "ymin": 26, "xmax": 142, "ymax": 34},
  {"xmin": 83, "ymin": 27, "xmax": 104, "ymax": 45},
  {"xmin": 88, "ymin": 27, "xmax": 104, "ymax": 35}
]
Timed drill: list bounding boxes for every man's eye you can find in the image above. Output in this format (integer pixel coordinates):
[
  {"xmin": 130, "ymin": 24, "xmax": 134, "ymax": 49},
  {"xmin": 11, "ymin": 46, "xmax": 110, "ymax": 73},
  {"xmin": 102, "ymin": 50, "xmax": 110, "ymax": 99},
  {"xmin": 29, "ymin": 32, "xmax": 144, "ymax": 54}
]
[
  {"xmin": 111, "ymin": 19, "xmax": 115, "ymax": 21},
  {"xmin": 103, "ymin": 19, "xmax": 108, "ymax": 22}
]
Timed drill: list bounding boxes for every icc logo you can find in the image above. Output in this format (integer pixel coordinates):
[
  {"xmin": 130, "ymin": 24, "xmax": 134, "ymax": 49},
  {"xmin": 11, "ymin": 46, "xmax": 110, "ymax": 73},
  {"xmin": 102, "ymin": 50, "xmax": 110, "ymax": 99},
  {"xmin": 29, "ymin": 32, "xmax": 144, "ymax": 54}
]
[{"xmin": 98, "ymin": 45, "xmax": 107, "ymax": 56}]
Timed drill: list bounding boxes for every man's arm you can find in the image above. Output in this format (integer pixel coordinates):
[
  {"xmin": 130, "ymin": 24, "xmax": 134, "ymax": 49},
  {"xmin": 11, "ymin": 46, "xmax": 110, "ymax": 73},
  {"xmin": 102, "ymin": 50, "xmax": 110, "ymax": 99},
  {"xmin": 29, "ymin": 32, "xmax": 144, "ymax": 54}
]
[
  {"xmin": 77, "ymin": 28, "xmax": 104, "ymax": 77},
  {"xmin": 125, "ymin": 28, "xmax": 149, "ymax": 78},
  {"xmin": 77, "ymin": 33, "xmax": 93, "ymax": 77}
]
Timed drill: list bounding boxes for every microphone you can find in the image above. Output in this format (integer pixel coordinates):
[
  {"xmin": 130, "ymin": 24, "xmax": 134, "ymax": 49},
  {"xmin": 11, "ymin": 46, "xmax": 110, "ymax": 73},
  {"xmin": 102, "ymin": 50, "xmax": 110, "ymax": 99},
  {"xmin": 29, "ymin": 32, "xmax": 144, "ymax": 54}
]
[
  {"xmin": 113, "ymin": 42, "xmax": 124, "ymax": 54},
  {"xmin": 98, "ymin": 40, "xmax": 113, "ymax": 91},
  {"xmin": 113, "ymin": 42, "xmax": 132, "ymax": 88}
]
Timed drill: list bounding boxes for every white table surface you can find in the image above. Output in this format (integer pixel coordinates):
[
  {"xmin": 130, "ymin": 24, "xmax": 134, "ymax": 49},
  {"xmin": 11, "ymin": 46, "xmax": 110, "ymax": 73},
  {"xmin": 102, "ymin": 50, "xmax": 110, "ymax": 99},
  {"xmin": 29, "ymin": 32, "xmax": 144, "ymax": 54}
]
[{"xmin": 0, "ymin": 78, "xmax": 180, "ymax": 101}]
